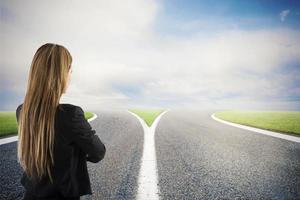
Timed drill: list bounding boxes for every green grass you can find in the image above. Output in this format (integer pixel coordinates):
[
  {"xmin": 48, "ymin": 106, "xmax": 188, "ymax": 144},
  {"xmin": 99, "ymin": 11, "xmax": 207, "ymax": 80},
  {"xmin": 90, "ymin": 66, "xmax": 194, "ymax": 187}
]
[
  {"xmin": 0, "ymin": 111, "xmax": 94, "ymax": 138},
  {"xmin": 84, "ymin": 112, "xmax": 94, "ymax": 119},
  {"xmin": 128, "ymin": 109, "xmax": 166, "ymax": 127},
  {"xmin": 214, "ymin": 110, "xmax": 300, "ymax": 136},
  {"xmin": 0, "ymin": 112, "xmax": 18, "ymax": 138}
]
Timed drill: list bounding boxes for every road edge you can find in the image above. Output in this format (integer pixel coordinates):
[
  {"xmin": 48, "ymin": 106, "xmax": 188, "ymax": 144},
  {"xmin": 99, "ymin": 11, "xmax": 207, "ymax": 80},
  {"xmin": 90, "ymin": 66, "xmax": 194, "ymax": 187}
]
[
  {"xmin": 0, "ymin": 112, "xmax": 98, "ymax": 146},
  {"xmin": 211, "ymin": 113, "xmax": 300, "ymax": 143}
]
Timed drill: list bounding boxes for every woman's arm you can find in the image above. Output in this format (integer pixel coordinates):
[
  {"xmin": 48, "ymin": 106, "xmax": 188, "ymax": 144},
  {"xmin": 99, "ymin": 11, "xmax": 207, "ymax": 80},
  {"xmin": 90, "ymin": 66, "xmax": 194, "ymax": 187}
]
[{"xmin": 69, "ymin": 106, "xmax": 106, "ymax": 163}]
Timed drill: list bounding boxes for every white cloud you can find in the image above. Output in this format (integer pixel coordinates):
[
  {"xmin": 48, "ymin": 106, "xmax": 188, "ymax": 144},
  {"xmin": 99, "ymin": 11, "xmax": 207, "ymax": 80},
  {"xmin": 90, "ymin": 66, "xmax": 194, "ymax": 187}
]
[
  {"xmin": 279, "ymin": 9, "xmax": 290, "ymax": 22},
  {"xmin": 1, "ymin": 1, "xmax": 300, "ymax": 110}
]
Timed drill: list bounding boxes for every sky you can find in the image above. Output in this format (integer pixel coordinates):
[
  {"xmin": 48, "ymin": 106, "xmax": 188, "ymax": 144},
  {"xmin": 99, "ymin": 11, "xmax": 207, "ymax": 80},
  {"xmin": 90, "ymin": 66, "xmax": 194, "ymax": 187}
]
[{"xmin": 1, "ymin": 0, "xmax": 300, "ymax": 111}]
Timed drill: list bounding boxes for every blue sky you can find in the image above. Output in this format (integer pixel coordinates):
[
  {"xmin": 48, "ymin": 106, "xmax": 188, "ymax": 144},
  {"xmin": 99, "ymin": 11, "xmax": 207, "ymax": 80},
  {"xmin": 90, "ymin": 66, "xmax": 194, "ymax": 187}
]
[
  {"xmin": 1, "ymin": 0, "xmax": 300, "ymax": 111},
  {"xmin": 154, "ymin": 0, "xmax": 300, "ymax": 39},
  {"xmin": 158, "ymin": 0, "xmax": 300, "ymax": 27}
]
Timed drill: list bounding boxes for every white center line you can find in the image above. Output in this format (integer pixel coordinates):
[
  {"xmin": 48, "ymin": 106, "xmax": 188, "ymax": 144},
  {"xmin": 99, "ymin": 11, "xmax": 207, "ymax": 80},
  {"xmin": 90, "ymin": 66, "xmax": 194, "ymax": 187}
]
[{"xmin": 128, "ymin": 110, "xmax": 169, "ymax": 200}]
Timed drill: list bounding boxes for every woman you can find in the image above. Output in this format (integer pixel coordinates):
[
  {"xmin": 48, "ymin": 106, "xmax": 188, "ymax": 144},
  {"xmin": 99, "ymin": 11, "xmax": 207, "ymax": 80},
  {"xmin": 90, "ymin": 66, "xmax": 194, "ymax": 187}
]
[{"xmin": 16, "ymin": 43, "xmax": 106, "ymax": 200}]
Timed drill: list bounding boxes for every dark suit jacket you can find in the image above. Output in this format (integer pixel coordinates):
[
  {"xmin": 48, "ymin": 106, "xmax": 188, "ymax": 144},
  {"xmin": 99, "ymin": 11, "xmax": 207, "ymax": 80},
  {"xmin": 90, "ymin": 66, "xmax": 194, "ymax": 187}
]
[{"xmin": 16, "ymin": 103, "xmax": 106, "ymax": 198}]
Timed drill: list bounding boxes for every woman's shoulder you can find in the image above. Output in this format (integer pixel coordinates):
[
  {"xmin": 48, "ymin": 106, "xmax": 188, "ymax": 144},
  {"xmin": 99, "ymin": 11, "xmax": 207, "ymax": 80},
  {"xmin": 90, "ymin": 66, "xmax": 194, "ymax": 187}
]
[
  {"xmin": 58, "ymin": 103, "xmax": 78, "ymax": 110},
  {"xmin": 15, "ymin": 103, "xmax": 83, "ymax": 120},
  {"xmin": 57, "ymin": 103, "xmax": 84, "ymax": 116},
  {"xmin": 16, "ymin": 103, "xmax": 81, "ymax": 112},
  {"xmin": 16, "ymin": 103, "xmax": 23, "ymax": 112}
]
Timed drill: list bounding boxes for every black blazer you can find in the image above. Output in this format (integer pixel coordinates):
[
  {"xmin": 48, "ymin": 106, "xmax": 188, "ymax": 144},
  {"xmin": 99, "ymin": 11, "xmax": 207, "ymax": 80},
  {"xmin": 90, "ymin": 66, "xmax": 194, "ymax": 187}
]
[{"xmin": 16, "ymin": 103, "xmax": 106, "ymax": 198}]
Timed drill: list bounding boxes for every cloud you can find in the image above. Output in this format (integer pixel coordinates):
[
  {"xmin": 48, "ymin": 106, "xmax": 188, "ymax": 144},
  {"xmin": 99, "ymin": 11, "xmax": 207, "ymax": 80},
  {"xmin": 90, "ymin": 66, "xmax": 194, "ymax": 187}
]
[
  {"xmin": 137, "ymin": 27, "xmax": 300, "ymax": 109},
  {"xmin": 1, "ymin": 0, "xmax": 300, "ymax": 111},
  {"xmin": 0, "ymin": 0, "xmax": 160, "ymax": 110},
  {"xmin": 279, "ymin": 9, "xmax": 290, "ymax": 22}
]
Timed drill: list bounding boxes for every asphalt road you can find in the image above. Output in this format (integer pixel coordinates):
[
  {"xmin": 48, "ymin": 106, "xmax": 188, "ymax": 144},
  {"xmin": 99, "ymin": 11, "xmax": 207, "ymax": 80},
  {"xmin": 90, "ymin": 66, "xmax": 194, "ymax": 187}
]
[
  {"xmin": 0, "ymin": 109, "xmax": 143, "ymax": 200},
  {"xmin": 156, "ymin": 109, "xmax": 300, "ymax": 199},
  {"xmin": 0, "ymin": 109, "xmax": 300, "ymax": 199}
]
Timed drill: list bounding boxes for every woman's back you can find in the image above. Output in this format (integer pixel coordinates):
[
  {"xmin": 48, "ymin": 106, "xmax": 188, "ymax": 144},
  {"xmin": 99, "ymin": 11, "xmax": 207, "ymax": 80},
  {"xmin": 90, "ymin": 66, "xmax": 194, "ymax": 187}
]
[{"xmin": 17, "ymin": 103, "xmax": 106, "ymax": 199}]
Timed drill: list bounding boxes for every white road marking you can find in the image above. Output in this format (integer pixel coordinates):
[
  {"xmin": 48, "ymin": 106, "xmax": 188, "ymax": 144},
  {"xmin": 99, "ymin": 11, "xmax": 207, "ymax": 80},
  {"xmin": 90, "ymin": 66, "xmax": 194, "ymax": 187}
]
[
  {"xmin": 211, "ymin": 113, "xmax": 300, "ymax": 143},
  {"xmin": 0, "ymin": 136, "xmax": 19, "ymax": 145},
  {"xmin": 0, "ymin": 113, "xmax": 97, "ymax": 145},
  {"xmin": 128, "ymin": 109, "xmax": 169, "ymax": 200},
  {"xmin": 87, "ymin": 113, "xmax": 97, "ymax": 122}
]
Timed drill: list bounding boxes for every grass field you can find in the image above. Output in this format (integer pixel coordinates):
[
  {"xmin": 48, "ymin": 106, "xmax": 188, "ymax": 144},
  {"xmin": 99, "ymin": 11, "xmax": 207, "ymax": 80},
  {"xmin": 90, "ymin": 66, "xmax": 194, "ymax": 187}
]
[
  {"xmin": 214, "ymin": 111, "xmax": 300, "ymax": 136},
  {"xmin": 0, "ymin": 111, "xmax": 94, "ymax": 138},
  {"xmin": 128, "ymin": 109, "xmax": 166, "ymax": 127},
  {"xmin": 84, "ymin": 112, "xmax": 94, "ymax": 119}
]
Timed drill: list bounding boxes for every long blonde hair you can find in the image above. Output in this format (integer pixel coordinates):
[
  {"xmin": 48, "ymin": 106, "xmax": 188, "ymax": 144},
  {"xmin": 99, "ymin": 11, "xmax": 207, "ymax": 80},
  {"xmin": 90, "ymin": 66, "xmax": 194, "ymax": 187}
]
[{"xmin": 17, "ymin": 43, "xmax": 72, "ymax": 183}]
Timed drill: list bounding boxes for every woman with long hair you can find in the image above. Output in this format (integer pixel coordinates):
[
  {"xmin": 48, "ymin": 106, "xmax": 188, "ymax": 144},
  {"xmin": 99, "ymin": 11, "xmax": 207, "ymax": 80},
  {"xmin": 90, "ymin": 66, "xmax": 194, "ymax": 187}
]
[{"xmin": 16, "ymin": 43, "xmax": 106, "ymax": 200}]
